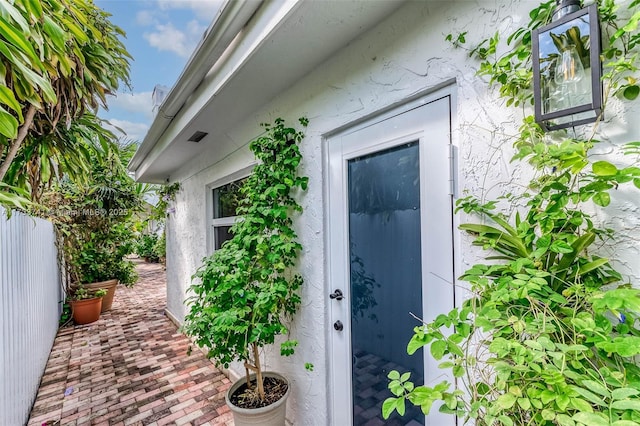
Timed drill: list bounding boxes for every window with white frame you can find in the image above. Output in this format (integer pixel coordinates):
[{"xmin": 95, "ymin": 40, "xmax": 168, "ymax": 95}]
[{"xmin": 211, "ymin": 177, "xmax": 246, "ymax": 251}]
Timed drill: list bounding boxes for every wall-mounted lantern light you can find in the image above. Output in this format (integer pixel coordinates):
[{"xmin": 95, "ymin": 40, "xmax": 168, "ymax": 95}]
[{"xmin": 532, "ymin": 1, "xmax": 602, "ymax": 131}]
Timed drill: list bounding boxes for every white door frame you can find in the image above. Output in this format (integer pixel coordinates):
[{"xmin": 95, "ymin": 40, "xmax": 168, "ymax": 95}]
[{"xmin": 325, "ymin": 88, "xmax": 457, "ymax": 426}]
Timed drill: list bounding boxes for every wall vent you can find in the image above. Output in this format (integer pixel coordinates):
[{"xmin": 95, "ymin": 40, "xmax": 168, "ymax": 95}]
[{"xmin": 188, "ymin": 131, "xmax": 208, "ymax": 143}]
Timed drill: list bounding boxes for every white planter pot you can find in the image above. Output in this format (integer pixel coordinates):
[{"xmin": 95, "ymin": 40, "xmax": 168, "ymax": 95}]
[{"xmin": 225, "ymin": 371, "xmax": 290, "ymax": 426}]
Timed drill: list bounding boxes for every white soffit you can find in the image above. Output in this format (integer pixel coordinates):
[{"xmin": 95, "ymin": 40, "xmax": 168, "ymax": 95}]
[{"xmin": 134, "ymin": 0, "xmax": 404, "ymax": 183}]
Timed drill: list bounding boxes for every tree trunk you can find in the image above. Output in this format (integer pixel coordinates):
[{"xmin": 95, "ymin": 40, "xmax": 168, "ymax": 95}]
[
  {"xmin": 252, "ymin": 343, "xmax": 265, "ymax": 400},
  {"xmin": 0, "ymin": 104, "xmax": 37, "ymax": 182}
]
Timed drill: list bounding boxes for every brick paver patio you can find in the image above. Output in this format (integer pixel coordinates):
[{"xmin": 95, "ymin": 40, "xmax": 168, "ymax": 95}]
[{"xmin": 28, "ymin": 261, "xmax": 234, "ymax": 426}]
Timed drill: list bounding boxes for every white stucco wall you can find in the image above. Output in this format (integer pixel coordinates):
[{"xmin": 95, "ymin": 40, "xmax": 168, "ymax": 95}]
[{"xmin": 164, "ymin": 1, "xmax": 640, "ymax": 424}]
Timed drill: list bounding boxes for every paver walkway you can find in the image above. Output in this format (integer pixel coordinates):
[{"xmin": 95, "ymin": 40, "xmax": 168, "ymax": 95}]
[{"xmin": 28, "ymin": 261, "xmax": 234, "ymax": 426}]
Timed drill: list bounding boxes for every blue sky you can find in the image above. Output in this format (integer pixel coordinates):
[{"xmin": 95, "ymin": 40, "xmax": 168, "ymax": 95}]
[{"xmin": 95, "ymin": 0, "xmax": 224, "ymax": 142}]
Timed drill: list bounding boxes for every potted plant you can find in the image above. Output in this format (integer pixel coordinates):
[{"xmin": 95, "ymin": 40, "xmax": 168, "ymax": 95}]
[
  {"xmin": 184, "ymin": 118, "xmax": 309, "ymax": 425},
  {"xmin": 63, "ymin": 231, "xmax": 134, "ymax": 312},
  {"xmin": 70, "ymin": 285, "xmax": 107, "ymax": 325},
  {"xmin": 43, "ymin": 140, "xmax": 142, "ymax": 310}
]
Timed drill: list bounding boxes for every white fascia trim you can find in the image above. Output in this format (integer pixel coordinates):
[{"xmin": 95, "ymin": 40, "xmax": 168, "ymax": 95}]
[
  {"xmin": 128, "ymin": 0, "xmax": 263, "ymax": 175},
  {"xmin": 130, "ymin": 0, "xmax": 304, "ymax": 182}
]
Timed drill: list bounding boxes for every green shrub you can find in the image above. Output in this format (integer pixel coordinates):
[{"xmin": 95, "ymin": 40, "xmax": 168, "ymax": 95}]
[
  {"xmin": 384, "ymin": 2, "xmax": 640, "ymax": 425},
  {"xmin": 153, "ymin": 231, "xmax": 166, "ymax": 260},
  {"xmin": 184, "ymin": 118, "xmax": 309, "ymax": 401},
  {"xmin": 136, "ymin": 233, "xmax": 159, "ymax": 262}
]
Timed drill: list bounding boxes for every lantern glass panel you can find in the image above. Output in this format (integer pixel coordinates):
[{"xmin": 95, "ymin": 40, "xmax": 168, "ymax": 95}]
[{"xmin": 538, "ymin": 13, "xmax": 592, "ymax": 117}]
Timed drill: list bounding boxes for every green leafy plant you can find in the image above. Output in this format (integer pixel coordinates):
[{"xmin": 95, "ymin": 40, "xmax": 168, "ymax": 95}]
[
  {"xmin": 71, "ymin": 285, "xmax": 107, "ymax": 301},
  {"xmin": 153, "ymin": 182, "xmax": 181, "ymax": 219},
  {"xmin": 136, "ymin": 233, "xmax": 160, "ymax": 262},
  {"xmin": 153, "ymin": 231, "xmax": 166, "ymax": 262},
  {"xmin": 0, "ymin": 0, "xmax": 131, "ymax": 207},
  {"xmin": 184, "ymin": 117, "xmax": 309, "ymax": 401},
  {"xmin": 59, "ymin": 302, "xmax": 71, "ymax": 326},
  {"xmin": 386, "ymin": 1, "xmax": 640, "ymax": 425},
  {"xmin": 43, "ymin": 140, "xmax": 142, "ymax": 289}
]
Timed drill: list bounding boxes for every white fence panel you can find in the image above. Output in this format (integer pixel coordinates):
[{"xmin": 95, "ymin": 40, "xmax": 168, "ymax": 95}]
[{"xmin": 0, "ymin": 206, "xmax": 61, "ymax": 426}]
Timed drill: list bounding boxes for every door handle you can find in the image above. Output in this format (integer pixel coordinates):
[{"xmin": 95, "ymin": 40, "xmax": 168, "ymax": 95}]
[
  {"xmin": 334, "ymin": 320, "xmax": 344, "ymax": 331},
  {"xmin": 329, "ymin": 289, "xmax": 344, "ymax": 300}
]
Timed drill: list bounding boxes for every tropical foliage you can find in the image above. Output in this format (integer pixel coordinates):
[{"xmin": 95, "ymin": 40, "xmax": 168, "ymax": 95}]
[
  {"xmin": 184, "ymin": 118, "xmax": 309, "ymax": 401},
  {"xmin": 43, "ymin": 140, "xmax": 143, "ymax": 287},
  {"xmin": 135, "ymin": 233, "xmax": 160, "ymax": 262},
  {"xmin": 0, "ymin": 0, "xmax": 131, "ymax": 206},
  {"xmin": 385, "ymin": 1, "xmax": 640, "ymax": 425}
]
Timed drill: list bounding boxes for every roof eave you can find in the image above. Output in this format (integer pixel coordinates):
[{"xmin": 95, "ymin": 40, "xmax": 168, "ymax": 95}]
[{"xmin": 128, "ymin": 0, "xmax": 263, "ymax": 179}]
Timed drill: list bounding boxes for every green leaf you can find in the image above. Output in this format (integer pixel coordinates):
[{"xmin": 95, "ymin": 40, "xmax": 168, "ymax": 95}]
[
  {"xmin": 542, "ymin": 390, "xmax": 557, "ymax": 404},
  {"xmin": 0, "ymin": 105, "xmax": 18, "ymax": 138},
  {"xmin": 570, "ymin": 386, "xmax": 607, "ymax": 406},
  {"xmin": 5, "ymin": 46, "xmax": 55, "ymax": 103},
  {"xmin": 0, "ymin": 1, "xmax": 29, "ymax": 32},
  {"xmin": 542, "ymin": 409, "xmax": 556, "ymax": 421},
  {"xmin": 0, "ymin": 188, "xmax": 30, "ymax": 209},
  {"xmin": 570, "ymin": 398, "xmax": 593, "ymax": 413},
  {"xmin": 572, "ymin": 412, "xmax": 609, "ymax": 426},
  {"xmin": 597, "ymin": 336, "xmax": 640, "ymax": 357},
  {"xmin": 579, "ymin": 258, "xmax": 610, "ymax": 275},
  {"xmin": 496, "ymin": 393, "xmax": 517, "ymax": 409},
  {"xmin": 581, "ymin": 381, "xmax": 610, "ymax": 398},
  {"xmin": 612, "ymin": 400, "xmax": 640, "ymax": 410},
  {"xmin": 407, "ymin": 333, "xmax": 431, "ymax": 355},
  {"xmin": 593, "ymin": 161, "xmax": 618, "ymax": 176},
  {"xmin": 593, "ymin": 192, "xmax": 611, "ymax": 207},
  {"xmin": 624, "ymin": 85, "xmax": 640, "ymax": 100},
  {"xmin": 612, "ymin": 388, "xmax": 640, "ymax": 400},
  {"xmin": 382, "ymin": 397, "xmax": 398, "ymax": 419},
  {"xmin": 517, "ymin": 397, "xmax": 531, "ymax": 410},
  {"xmin": 556, "ymin": 414, "xmax": 575, "ymax": 426},
  {"xmin": 453, "ymin": 365, "xmax": 464, "ymax": 378},
  {"xmin": 498, "ymin": 415, "xmax": 514, "ymax": 426},
  {"xmin": 430, "ymin": 340, "xmax": 447, "ymax": 360},
  {"xmin": 395, "ymin": 397, "xmax": 406, "ymax": 416},
  {"xmin": 612, "ymin": 421, "xmax": 640, "ymax": 426},
  {"xmin": 0, "ymin": 85, "xmax": 23, "ymax": 120},
  {"xmin": 557, "ymin": 394, "xmax": 571, "ymax": 411},
  {"xmin": 550, "ymin": 240, "xmax": 574, "ymax": 254},
  {"xmin": 0, "ymin": 15, "xmax": 39, "ymax": 62},
  {"xmin": 43, "ymin": 15, "xmax": 67, "ymax": 52}
]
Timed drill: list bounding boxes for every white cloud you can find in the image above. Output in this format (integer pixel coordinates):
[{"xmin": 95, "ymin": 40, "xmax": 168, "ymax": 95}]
[
  {"xmin": 157, "ymin": 0, "xmax": 224, "ymax": 18},
  {"xmin": 144, "ymin": 23, "xmax": 193, "ymax": 58},
  {"xmin": 142, "ymin": 19, "xmax": 208, "ymax": 58},
  {"xmin": 136, "ymin": 0, "xmax": 221, "ymax": 58},
  {"xmin": 106, "ymin": 92, "xmax": 155, "ymax": 121},
  {"xmin": 103, "ymin": 119, "xmax": 150, "ymax": 142},
  {"xmin": 136, "ymin": 10, "xmax": 155, "ymax": 26}
]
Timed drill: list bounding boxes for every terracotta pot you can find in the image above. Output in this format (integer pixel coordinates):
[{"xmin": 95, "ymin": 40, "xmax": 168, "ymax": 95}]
[
  {"xmin": 225, "ymin": 372, "xmax": 290, "ymax": 426},
  {"xmin": 72, "ymin": 279, "xmax": 118, "ymax": 312},
  {"xmin": 71, "ymin": 297, "xmax": 103, "ymax": 325}
]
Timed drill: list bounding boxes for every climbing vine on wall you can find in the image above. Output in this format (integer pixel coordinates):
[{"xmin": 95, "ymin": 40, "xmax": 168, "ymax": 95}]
[{"xmin": 385, "ymin": 1, "xmax": 640, "ymax": 425}]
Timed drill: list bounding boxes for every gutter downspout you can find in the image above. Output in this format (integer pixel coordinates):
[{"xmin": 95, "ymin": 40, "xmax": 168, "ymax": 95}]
[{"xmin": 128, "ymin": 0, "xmax": 262, "ymax": 177}]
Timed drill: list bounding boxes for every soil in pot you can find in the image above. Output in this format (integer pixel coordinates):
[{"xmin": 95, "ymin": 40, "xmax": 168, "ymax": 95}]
[{"xmin": 230, "ymin": 376, "xmax": 288, "ymax": 409}]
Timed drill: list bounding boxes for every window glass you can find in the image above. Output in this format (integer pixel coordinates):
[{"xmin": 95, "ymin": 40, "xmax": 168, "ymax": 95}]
[
  {"xmin": 211, "ymin": 177, "xmax": 247, "ymax": 252},
  {"xmin": 213, "ymin": 178, "xmax": 246, "ymax": 218},
  {"xmin": 214, "ymin": 226, "xmax": 233, "ymax": 250}
]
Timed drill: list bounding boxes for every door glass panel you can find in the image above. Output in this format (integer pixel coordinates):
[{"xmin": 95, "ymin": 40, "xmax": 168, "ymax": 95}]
[{"xmin": 348, "ymin": 141, "xmax": 424, "ymax": 425}]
